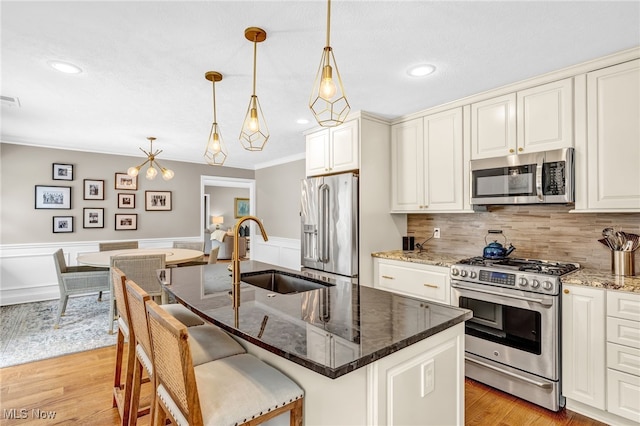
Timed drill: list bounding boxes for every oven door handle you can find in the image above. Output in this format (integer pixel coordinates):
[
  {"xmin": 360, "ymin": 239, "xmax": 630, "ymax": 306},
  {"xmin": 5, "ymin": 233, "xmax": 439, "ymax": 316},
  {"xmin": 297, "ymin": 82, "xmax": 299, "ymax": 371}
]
[
  {"xmin": 452, "ymin": 283, "xmax": 553, "ymax": 307},
  {"xmin": 466, "ymin": 357, "xmax": 552, "ymax": 389}
]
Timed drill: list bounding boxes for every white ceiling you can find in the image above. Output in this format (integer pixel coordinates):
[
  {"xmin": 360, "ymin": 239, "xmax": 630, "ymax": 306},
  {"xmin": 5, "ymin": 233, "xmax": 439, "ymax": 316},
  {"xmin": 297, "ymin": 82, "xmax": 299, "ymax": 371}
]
[{"xmin": 2, "ymin": 1, "xmax": 639, "ymax": 170}]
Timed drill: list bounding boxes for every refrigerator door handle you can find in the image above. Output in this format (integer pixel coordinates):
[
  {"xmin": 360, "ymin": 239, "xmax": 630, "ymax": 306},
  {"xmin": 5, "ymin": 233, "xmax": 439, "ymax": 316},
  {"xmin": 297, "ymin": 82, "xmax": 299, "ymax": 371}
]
[{"xmin": 319, "ymin": 183, "xmax": 330, "ymax": 263}]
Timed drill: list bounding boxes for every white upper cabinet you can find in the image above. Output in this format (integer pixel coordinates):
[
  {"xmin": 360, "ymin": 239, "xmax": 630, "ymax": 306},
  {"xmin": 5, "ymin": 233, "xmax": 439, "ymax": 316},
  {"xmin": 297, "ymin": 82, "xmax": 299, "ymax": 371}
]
[
  {"xmin": 305, "ymin": 119, "xmax": 359, "ymax": 177},
  {"xmin": 583, "ymin": 59, "xmax": 640, "ymax": 211},
  {"xmin": 471, "ymin": 78, "xmax": 574, "ymax": 159},
  {"xmin": 391, "ymin": 107, "xmax": 467, "ymax": 212}
]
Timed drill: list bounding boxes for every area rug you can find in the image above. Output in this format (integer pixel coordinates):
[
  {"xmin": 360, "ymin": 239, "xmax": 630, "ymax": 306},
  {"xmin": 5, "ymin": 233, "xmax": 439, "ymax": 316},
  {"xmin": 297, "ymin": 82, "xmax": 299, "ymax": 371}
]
[{"xmin": 0, "ymin": 295, "xmax": 117, "ymax": 368}]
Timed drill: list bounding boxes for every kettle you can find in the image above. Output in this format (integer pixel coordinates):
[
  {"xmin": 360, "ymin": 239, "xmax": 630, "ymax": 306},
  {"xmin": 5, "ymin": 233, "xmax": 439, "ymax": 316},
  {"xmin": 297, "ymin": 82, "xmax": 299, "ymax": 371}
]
[{"xmin": 483, "ymin": 230, "xmax": 516, "ymax": 259}]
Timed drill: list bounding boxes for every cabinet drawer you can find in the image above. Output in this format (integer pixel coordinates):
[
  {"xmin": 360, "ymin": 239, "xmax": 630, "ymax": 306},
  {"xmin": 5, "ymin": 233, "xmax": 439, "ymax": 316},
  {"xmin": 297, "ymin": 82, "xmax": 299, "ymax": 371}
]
[
  {"xmin": 377, "ymin": 262, "xmax": 448, "ymax": 304},
  {"xmin": 608, "ymin": 291, "xmax": 640, "ymax": 322},
  {"xmin": 607, "ymin": 368, "xmax": 640, "ymax": 423},
  {"xmin": 607, "ymin": 342, "xmax": 640, "ymax": 376},
  {"xmin": 607, "ymin": 317, "xmax": 640, "ymax": 349}
]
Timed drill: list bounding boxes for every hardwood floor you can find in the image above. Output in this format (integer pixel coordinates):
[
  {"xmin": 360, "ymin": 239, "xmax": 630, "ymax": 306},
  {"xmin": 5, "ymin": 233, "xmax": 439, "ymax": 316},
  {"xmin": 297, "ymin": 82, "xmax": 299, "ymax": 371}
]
[{"xmin": 0, "ymin": 346, "xmax": 608, "ymax": 426}]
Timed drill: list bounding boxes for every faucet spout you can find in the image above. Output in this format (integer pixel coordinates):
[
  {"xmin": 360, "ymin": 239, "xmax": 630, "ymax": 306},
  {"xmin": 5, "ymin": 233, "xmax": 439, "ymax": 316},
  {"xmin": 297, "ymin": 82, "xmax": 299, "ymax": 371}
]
[{"xmin": 231, "ymin": 215, "xmax": 268, "ymax": 309}]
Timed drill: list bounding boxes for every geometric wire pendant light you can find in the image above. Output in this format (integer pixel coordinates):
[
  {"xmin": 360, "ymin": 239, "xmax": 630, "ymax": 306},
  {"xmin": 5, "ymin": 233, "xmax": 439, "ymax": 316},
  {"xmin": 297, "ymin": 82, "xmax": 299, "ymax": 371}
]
[
  {"xmin": 127, "ymin": 136, "xmax": 175, "ymax": 181},
  {"xmin": 239, "ymin": 27, "xmax": 269, "ymax": 151},
  {"xmin": 204, "ymin": 71, "xmax": 228, "ymax": 166},
  {"xmin": 309, "ymin": 0, "xmax": 350, "ymax": 127}
]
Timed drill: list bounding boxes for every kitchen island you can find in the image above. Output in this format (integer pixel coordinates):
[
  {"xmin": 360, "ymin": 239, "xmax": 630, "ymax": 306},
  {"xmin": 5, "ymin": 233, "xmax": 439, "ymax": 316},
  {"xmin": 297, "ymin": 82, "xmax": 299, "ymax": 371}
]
[{"xmin": 162, "ymin": 261, "xmax": 471, "ymax": 426}]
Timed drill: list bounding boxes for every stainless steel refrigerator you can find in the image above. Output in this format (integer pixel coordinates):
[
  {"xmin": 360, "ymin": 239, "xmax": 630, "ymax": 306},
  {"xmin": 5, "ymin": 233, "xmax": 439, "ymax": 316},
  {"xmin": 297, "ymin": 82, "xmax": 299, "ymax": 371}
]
[{"xmin": 301, "ymin": 172, "xmax": 358, "ymax": 277}]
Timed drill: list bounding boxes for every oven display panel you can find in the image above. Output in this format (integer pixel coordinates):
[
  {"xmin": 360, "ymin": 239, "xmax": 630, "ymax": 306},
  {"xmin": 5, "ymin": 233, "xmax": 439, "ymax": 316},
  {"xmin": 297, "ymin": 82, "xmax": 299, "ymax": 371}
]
[{"xmin": 479, "ymin": 270, "xmax": 516, "ymax": 286}]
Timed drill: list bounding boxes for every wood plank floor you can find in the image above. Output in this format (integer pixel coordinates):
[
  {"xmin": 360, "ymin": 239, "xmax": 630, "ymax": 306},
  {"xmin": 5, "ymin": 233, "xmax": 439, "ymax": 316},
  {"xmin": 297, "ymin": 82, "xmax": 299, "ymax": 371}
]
[{"xmin": 0, "ymin": 345, "xmax": 608, "ymax": 426}]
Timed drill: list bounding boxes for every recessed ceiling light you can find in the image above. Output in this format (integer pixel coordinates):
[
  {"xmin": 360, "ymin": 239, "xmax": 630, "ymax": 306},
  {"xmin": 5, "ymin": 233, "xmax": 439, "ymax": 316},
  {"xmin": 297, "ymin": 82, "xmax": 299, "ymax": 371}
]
[
  {"xmin": 48, "ymin": 60, "xmax": 82, "ymax": 74},
  {"xmin": 296, "ymin": 118, "xmax": 310, "ymax": 124},
  {"xmin": 407, "ymin": 64, "xmax": 436, "ymax": 77}
]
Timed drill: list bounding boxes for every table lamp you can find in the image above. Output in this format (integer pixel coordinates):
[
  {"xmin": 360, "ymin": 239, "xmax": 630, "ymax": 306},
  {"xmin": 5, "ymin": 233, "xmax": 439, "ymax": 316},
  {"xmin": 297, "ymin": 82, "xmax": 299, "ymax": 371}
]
[{"xmin": 212, "ymin": 216, "xmax": 224, "ymax": 229}]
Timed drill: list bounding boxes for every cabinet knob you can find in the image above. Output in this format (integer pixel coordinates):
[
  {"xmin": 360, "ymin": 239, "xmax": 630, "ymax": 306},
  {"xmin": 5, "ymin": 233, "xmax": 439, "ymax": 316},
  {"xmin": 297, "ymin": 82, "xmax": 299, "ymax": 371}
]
[
  {"xmin": 518, "ymin": 147, "xmax": 523, "ymax": 152},
  {"xmin": 563, "ymin": 289, "xmax": 570, "ymax": 294},
  {"xmin": 509, "ymin": 149, "xmax": 515, "ymax": 153}
]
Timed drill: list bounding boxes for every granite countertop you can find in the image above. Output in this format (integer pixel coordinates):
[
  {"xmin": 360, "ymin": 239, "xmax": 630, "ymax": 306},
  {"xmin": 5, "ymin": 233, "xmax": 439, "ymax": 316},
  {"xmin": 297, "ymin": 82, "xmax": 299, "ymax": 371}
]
[
  {"xmin": 162, "ymin": 261, "xmax": 471, "ymax": 379},
  {"xmin": 561, "ymin": 268, "xmax": 640, "ymax": 293},
  {"xmin": 371, "ymin": 250, "xmax": 461, "ymax": 268}
]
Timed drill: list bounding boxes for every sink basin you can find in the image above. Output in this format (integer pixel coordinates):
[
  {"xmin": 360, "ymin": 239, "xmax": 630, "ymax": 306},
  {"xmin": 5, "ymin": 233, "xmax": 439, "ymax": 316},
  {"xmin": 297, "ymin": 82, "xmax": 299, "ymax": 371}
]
[{"xmin": 240, "ymin": 270, "xmax": 334, "ymax": 294}]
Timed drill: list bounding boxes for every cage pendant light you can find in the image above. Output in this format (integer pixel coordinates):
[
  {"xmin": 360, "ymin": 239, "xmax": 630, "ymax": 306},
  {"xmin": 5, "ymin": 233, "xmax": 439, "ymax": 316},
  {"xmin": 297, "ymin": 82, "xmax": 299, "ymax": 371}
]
[
  {"xmin": 204, "ymin": 71, "xmax": 228, "ymax": 166},
  {"xmin": 239, "ymin": 27, "xmax": 269, "ymax": 151},
  {"xmin": 309, "ymin": 0, "xmax": 350, "ymax": 127}
]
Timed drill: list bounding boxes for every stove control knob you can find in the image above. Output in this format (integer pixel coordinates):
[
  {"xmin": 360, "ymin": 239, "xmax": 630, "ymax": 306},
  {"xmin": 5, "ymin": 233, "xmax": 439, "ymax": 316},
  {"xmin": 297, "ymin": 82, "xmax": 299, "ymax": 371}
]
[
  {"xmin": 531, "ymin": 279, "xmax": 540, "ymax": 289},
  {"xmin": 519, "ymin": 277, "xmax": 528, "ymax": 287},
  {"xmin": 469, "ymin": 271, "xmax": 477, "ymax": 279},
  {"xmin": 451, "ymin": 268, "xmax": 459, "ymax": 276},
  {"xmin": 542, "ymin": 281, "xmax": 553, "ymax": 291},
  {"xmin": 460, "ymin": 270, "xmax": 468, "ymax": 278}
]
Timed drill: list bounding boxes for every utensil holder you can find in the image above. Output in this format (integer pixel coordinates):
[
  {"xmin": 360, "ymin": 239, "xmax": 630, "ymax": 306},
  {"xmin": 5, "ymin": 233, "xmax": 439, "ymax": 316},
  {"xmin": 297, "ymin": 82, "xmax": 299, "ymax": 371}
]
[{"xmin": 612, "ymin": 250, "xmax": 635, "ymax": 276}]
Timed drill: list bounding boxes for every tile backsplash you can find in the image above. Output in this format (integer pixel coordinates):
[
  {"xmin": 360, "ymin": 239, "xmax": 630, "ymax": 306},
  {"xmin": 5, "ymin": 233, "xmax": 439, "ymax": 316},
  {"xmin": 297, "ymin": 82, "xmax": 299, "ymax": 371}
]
[{"xmin": 407, "ymin": 205, "xmax": 640, "ymax": 271}]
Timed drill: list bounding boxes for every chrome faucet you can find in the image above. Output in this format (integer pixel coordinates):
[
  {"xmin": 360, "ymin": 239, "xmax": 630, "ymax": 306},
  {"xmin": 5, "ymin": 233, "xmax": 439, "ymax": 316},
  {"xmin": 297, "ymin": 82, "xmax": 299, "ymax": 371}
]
[{"xmin": 231, "ymin": 215, "xmax": 268, "ymax": 309}]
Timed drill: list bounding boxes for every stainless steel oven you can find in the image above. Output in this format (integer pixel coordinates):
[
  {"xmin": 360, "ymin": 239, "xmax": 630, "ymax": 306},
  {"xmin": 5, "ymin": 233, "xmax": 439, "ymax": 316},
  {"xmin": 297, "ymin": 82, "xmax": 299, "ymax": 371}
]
[{"xmin": 450, "ymin": 257, "xmax": 579, "ymax": 411}]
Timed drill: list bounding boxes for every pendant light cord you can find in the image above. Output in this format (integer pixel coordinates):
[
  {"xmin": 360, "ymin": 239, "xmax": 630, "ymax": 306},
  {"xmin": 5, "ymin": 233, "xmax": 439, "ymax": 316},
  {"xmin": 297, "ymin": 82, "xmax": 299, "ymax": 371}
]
[
  {"xmin": 212, "ymin": 79, "xmax": 217, "ymax": 123},
  {"xmin": 252, "ymin": 35, "xmax": 258, "ymax": 97},
  {"xmin": 326, "ymin": 0, "xmax": 331, "ymax": 47}
]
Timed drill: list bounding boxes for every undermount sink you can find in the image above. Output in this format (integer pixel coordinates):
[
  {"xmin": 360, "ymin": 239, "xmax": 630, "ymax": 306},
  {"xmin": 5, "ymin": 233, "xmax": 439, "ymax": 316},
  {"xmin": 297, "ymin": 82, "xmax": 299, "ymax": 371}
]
[{"xmin": 240, "ymin": 270, "xmax": 334, "ymax": 294}]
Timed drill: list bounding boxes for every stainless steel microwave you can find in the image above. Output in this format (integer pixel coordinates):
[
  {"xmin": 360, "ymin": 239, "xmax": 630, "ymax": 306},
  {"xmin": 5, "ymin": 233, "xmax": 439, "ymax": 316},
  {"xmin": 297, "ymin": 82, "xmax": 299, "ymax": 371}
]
[{"xmin": 470, "ymin": 148, "xmax": 574, "ymax": 205}]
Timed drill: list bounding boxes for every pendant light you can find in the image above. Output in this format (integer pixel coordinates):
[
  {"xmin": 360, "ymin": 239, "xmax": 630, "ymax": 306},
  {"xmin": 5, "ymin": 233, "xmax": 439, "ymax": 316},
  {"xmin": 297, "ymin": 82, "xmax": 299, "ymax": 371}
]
[
  {"xmin": 309, "ymin": 0, "xmax": 350, "ymax": 127},
  {"xmin": 239, "ymin": 27, "xmax": 269, "ymax": 151},
  {"xmin": 204, "ymin": 71, "xmax": 228, "ymax": 166},
  {"xmin": 127, "ymin": 137, "xmax": 174, "ymax": 181}
]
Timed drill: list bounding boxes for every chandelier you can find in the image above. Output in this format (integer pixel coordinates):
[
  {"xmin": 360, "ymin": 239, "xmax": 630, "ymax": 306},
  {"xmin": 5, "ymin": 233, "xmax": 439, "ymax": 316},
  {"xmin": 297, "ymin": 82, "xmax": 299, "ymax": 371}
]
[
  {"xmin": 204, "ymin": 71, "xmax": 228, "ymax": 166},
  {"xmin": 127, "ymin": 137, "xmax": 175, "ymax": 181},
  {"xmin": 239, "ymin": 27, "xmax": 269, "ymax": 151},
  {"xmin": 309, "ymin": 0, "xmax": 350, "ymax": 127}
]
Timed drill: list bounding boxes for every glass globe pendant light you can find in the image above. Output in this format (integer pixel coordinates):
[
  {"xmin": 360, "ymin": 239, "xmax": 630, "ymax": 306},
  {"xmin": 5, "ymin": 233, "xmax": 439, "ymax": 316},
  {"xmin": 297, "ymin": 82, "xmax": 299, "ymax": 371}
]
[
  {"xmin": 204, "ymin": 71, "xmax": 228, "ymax": 166},
  {"xmin": 239, "ymin": 27, "xmax": 269, "ymax": 151}
]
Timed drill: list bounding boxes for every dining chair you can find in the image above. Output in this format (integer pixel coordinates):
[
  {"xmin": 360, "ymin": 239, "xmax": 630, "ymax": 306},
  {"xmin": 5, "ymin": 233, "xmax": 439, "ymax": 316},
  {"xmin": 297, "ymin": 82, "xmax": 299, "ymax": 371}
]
[
  {"xmin": 146, "ymin": 299, "xmax": 304, "ymax": 426},
  {"xmin": 172, "ymin": 240, "xmax": 205, "ymax": 265},
  {"xmin": 52, "ymin": 249, "xmax": 110, "ymax": 329},
  {"xmin": 208, "ymin": 246, "xmax": 220, "ymax": 264},
  {"xmin": 99, "ymin": 241, "xmax": 139, "ymax": 251},
  {"xmin": 125, "ymin": 279, "xmax": 246, "ymax": 426},
  {"xmin": 111, "ymin": 268, "xmax": 209, "ymax": 426}
]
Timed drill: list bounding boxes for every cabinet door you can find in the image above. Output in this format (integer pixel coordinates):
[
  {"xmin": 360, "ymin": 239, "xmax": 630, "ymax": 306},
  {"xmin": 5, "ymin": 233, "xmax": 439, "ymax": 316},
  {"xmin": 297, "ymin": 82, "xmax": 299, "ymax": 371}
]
[
  {"xmin": 562, "ymin": 285, "xmax": 606, "ymax": 409},
  {"xmin": 391, "ymin": 118, "xmax": 425, "ymax": 211},
  {"xmin": 424, "ymin": 107, "xmax": 464, "ymax": 211},
  {"xmin": 471, "ymin": 93, "xmax": 516, "ymax": 159},
  {"xmin": 306, "ymin": 129, "xmax": 330, "ymax": 176},
  {"xmin": 329, "ymin": 119, "xmax": 359, "ymax": 173},
  {"xmin": 586, "ymin": 59, "xmax": 640, "ymax": 210},
  {"xmin": 607, "ymin": 369, "xmax": 640, "ymax": 423},
  {"xmin": 517, "ymin": 78, "xmax": 574, "ymax": 153}
]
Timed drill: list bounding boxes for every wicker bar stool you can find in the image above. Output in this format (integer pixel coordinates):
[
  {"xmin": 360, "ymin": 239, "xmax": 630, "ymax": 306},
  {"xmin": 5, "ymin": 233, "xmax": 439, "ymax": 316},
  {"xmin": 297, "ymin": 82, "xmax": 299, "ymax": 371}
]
[
  {"xmin": 146, "ymin": 299, "xmax": 304, "ymax": 426},
  {"xmin": 125, "ymin": 279, "xmax": 246, "ymax": 426}
]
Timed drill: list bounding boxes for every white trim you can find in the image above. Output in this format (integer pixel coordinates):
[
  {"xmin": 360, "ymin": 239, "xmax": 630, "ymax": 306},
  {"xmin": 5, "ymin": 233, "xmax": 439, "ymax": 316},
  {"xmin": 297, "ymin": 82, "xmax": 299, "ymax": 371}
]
[{"xmin": 254, "ymin": 152, "xmax": 305, "ymax": 170}]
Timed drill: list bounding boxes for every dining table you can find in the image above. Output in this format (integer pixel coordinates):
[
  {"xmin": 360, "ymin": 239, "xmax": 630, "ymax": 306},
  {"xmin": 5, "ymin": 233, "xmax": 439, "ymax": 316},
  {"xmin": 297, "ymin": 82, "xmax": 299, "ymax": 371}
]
[{"xmin": 76, "ymin": 247, "xmax": 205, "ymax": 267}]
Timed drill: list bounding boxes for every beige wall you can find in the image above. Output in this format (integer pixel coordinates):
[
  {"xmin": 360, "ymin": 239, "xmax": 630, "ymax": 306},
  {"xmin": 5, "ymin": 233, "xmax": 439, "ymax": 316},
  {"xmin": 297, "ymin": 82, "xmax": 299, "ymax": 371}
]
[
  {"xmin": 407, "ymin": 206, "xmax": 640, "ymax": 270},
  {"xmin": 0, "ymin": 143, "xmax": 254, "ymax": 244},
  {"xmin": 255, "ymin": 159, "xmax": 305, "ymax": 239},
  {"xmin": 205, "ymin": 186, "xmax": 250, "ymax": 231}
]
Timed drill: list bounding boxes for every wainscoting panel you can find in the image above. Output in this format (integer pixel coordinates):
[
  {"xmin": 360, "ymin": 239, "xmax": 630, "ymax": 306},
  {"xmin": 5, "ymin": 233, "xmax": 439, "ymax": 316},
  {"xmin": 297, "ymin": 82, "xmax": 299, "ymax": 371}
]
[{"xmin": 251, "ymin": 237, "xmax": 301, "ymax": 271}]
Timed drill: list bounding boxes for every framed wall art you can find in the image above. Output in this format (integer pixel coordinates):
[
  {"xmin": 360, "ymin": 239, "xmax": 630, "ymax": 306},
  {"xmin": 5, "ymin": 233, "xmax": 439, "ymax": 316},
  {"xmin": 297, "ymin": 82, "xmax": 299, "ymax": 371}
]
[
  {"xmin": 52, "ymin": 163, "xmax": 73, "ymax": 181},
  {"xmin": 83, "ymin": 208, "xmax": 104, "ymax": 229},
  {"xmin": 84, "ymin": 179, "xmax": 105, "ymax": 200},
  {"xmin": 145, "ymin": 190, "xmax": 172, "ymax": 211},
  {"xmin": 114, "ymin": 172, "xmax": 137, "ymax": 190},
  {"xmin": 115, "ymin": 213, "xmax": 137, "ymax": 230},
  {"xmin": 35, "ymin": 185, "xmax": 72, "ymax": 209},
  {"xmin": 53, "ymin": 216, "xmax": 74, "ymax": 233},
  {"xmin": 234, "ymin": 197, "xmax": 249, "ymax": 218},
  {"xmin": 117, "ymin": 193, "xmax": 135, "ymax": 209}
]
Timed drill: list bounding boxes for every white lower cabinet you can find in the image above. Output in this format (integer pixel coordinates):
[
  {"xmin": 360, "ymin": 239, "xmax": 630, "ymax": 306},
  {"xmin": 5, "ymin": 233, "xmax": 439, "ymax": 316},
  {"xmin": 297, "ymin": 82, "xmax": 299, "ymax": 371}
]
[{"xmin": 373, "ymin": 258, "xmax": 450, "ymax": 305}]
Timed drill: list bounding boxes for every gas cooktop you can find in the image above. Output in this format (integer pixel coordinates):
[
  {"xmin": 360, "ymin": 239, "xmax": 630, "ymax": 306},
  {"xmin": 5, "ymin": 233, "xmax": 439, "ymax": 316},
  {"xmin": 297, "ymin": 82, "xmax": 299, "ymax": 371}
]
[{"xmin": 457, "ymin": 256, "xmax": 579, "ymax": 276}]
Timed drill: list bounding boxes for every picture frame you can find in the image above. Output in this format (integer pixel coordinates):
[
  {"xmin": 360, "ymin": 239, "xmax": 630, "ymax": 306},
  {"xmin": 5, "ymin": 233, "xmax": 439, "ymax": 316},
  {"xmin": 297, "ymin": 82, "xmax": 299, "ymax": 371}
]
[
  {"xmin": 114, "ymin": 172, "xmax": 137, "ymax": 191},
  {"xmin": 52, "ymin": 163, "xmax": 73, "ymax": 181},
  {"xmin": 83, "ymin": 179, "xmax": 105, "ymax": 200},
  {"xmin": 234, "ymin": 197, "xmax": 249, "ymax": 218},
  {"xmin": 35, "ymin": 185, "xmax": 72, "ymax": 209},
  {"xmin": 145, "ymin": 190, "xmax": 172, "ymax": 211},
  {"xmin": 115, "ymin": 213, "xmax": 137, "ymax": 230},
  {"xmin": 117, "ymin": 193, "xmax": 135, "ymax": 209},
  {"xmin": 83, "ymin": 208, "xmax": 104, "ymax": 228},
  {"xmin": 52, "ymin": 216, "xmax": 74, "ymax": 233}
]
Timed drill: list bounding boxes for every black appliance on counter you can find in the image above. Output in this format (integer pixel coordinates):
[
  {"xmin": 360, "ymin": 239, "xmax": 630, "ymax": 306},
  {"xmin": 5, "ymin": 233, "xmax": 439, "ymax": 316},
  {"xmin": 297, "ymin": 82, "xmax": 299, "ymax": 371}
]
[{"xmin": 450, "ymin": 256, "xmax": 579, "ymax": 411}]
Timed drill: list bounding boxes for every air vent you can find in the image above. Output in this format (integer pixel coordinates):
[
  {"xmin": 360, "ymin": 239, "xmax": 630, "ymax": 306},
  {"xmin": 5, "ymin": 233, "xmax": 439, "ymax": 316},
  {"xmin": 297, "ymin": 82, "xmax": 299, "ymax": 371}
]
[{"xmin": 1, "ymin": 96, "xmax": 21, "ymax": 107}]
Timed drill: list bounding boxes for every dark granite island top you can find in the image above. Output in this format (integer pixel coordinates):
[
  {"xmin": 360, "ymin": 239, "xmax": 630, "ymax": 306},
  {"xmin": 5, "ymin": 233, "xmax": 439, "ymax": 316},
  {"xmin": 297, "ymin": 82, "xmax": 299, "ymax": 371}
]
[{"xmin": 162, "ymin": 260, "xmax": 472, "ymax": 379}]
